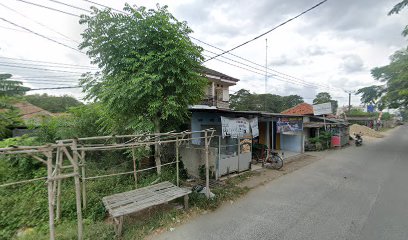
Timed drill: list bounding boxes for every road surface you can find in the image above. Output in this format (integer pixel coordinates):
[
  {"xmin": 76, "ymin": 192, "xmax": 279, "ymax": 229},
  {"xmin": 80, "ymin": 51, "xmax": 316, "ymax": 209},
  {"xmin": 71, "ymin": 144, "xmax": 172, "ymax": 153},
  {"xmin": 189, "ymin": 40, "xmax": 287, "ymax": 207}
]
[{"xmin": 156, "ymin": 125, "xmax": 408, "ymax": 240}]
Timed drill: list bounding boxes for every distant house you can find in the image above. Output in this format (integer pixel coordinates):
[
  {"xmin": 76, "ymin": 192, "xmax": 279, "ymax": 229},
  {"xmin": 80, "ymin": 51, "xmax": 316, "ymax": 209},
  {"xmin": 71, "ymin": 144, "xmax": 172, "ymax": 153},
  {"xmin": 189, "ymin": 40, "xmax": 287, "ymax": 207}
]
[
  {"xmin": 12, "ymin": 102, "xmax": 54, "ymax": 123},
  {"xmin": 193, "ymin": 67, "xmax": 239, "ymax": 110},
  {"xmin": 281, "ymin": 103, "xmax": 314, "ymax": 115},
  {"xmin": 281, "ymin": 103, "xmax": 350, "ymax": 149},
  {"xmin": 9, "ymin": 102, "xmax": 54, "ymax": 137}
]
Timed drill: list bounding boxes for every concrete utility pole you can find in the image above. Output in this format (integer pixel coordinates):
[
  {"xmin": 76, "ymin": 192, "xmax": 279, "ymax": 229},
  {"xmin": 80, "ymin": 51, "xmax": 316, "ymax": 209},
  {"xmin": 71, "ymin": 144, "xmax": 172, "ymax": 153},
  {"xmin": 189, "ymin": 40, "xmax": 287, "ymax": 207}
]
[{"xmin": 344, "ymin": 90, "xmax": 354, "ymax": 114}]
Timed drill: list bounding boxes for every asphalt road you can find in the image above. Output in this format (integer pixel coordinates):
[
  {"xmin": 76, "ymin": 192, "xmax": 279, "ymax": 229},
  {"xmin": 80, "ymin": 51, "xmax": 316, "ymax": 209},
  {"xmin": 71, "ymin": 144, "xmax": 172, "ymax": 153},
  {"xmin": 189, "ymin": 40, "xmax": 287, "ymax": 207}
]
[{"xmin": 156, "ymin": 125, "xmax": 408, "ymax": 240}]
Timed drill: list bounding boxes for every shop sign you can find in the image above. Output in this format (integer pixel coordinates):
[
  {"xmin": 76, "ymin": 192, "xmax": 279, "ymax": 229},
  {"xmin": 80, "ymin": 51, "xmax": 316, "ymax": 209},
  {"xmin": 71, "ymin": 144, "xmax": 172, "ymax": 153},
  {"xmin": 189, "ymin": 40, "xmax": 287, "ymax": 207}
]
[
  {"xmin": 277, "ymin": 117, "xmax": 303, "ymax": 133},
  {"xmin": 221, "ymin": 117, "xmax": 259, "ymax": 138},
  {"xmin": 313, "ymin": 102, "xmax": 332, "ymax": 115}
]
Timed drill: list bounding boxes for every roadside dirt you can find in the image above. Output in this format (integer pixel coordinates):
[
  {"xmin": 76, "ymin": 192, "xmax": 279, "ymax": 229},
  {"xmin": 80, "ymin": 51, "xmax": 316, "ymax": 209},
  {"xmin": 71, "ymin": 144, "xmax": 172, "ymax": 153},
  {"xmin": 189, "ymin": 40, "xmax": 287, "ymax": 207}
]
[{"xmin": 238, "ymin": 154, "xmax": 321, "ymax": 189}]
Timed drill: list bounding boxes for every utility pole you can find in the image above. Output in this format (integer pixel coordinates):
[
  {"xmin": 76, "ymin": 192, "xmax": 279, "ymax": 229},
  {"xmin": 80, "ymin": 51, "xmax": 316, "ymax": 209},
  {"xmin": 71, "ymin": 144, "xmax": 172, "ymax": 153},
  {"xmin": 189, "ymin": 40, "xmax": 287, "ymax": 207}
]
[
  {"xmin": 264, "ymin": 38, "xmax": 268, "ymax": 111},
  {"xmin": 344, "ymin": 90, "xmax": 354, "ymax": 114}
]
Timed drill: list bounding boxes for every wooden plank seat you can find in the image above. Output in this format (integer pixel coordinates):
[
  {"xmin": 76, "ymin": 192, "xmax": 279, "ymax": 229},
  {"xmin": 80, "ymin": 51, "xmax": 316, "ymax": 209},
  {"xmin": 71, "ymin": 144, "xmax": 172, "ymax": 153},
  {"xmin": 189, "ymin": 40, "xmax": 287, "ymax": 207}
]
[{"xmin": 102, "ymin": 181, "xmax": 191, "ymax": 237}]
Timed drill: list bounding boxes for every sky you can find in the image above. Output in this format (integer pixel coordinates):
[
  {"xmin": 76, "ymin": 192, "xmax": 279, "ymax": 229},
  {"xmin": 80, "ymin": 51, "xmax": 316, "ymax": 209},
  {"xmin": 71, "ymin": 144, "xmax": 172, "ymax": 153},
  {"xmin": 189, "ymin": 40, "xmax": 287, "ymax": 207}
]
[{"xmin": 0, "ymin": 0, "xmax": 407, "ymax": 108}]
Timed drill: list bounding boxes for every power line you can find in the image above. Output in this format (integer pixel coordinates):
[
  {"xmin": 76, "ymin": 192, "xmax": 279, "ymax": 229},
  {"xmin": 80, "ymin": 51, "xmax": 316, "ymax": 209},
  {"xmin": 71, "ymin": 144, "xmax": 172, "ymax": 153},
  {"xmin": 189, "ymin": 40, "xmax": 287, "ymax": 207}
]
[
  {"xmin": 0, "ymin": 24, "xmax": 27, "ymax": 33},
  {"xmin": 18, "ymin": 80, "xmax": 77, "ymax": 86},
  {"xmin": 47, "ymin": 0, "xmax": 92, "ymax": 13},
  {"xmin": 202, "ymin": 48, "xmax": 331, "ymax": 90},
  {"xmin": 0, "ymin": 60, "xmax": 96, "ymax": 70},
  {"xmin": 193, "ymin": 37, "xmax": 339, "ymax": 91},
  {"xmin": 83, "ymin": 0, "xmax": 127, "ymax": 14},
  {"xmin": 202, "ymin": 51, "xmax": 329, "ymax": 89},
  {"xmin": 0, "ymin": 17, "xmax": 83, "ymax": 53},
  {"xmin": 0, "ymin": 3, "xmax": 80, "ymax": 44},
  {"xmin": 0, "ymin": 63, "xmax": 87, "ymax": 74},
  {"xmin": 28, "ymin": 86, "xmax": 81, "ymax": 91},
  {"xmin": 13, "ymin": 0, "xmax": 340, "ymax": 94},
  {"xmin": 13, "ymin": 0, "xmax": 80, "ymax": 17},
  {"xmin": 9, "ymin": 75, "xmax": 82, "ymax": 79},
  {"xmin": 203, "ymin": 0, "xmax": 328, "ymax": 62},
  {"xmin": 202, "ymin": 53, "xmax": 320, "ymax": 90},
  {"xmin": 0, "ymin": 56, "xmax": 97, "ymax": 69},
  {"xmin": 47, "ymin": 0, "xmax": 335, "ymax": 91}
]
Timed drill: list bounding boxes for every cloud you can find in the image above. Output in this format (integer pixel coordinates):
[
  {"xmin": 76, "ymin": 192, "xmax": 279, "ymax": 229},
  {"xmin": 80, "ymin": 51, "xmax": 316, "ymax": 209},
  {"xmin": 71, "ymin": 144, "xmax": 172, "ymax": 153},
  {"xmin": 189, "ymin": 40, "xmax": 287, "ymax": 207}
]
[{"xmin": 340, "ymin": 54, "xmax": 364, "ymax": 73}]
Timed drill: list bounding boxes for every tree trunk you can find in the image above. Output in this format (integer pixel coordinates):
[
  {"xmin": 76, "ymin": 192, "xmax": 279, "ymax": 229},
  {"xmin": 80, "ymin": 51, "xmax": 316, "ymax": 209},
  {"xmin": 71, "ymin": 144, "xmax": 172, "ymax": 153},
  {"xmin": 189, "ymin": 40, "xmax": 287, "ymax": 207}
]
[{"xmin": 153, "ymin": 118, "xmax": 162, "ymax": 174}]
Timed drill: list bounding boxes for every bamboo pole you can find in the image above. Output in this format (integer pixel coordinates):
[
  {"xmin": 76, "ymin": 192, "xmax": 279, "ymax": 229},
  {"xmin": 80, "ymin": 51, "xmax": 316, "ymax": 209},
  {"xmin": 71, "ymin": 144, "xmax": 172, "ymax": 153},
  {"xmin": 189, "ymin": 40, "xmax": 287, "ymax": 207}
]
[
  {"xmin": 131, "ymin": 148, "xmax": 137, "ymax": 188},
  {"xmin": 176, "ymin": 136, "xmax": 179, "ymax": 187},
  {"xmin": 56, "ymin": 145, "xmax": 63, "ymax": 220},
  {"xmin": 205, "ymin": 131, "xmax": 210, "ymax": 198},
  {"xmin": 72, "ymin": 139, "xmax": 83, "ymax": 240},
  {"xmin": 81, "ymin": 149, "xmax": 86, "ymax": 209},
  {"xmin": 45, "ymin": 148, "xmax": 55, "ymax": 240}
]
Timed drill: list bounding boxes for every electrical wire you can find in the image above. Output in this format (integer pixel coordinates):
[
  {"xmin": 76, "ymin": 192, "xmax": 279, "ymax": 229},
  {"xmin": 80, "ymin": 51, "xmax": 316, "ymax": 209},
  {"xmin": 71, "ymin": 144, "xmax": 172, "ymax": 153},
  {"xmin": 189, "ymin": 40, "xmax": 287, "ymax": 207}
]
[
  {"xmin": 0, "ymin": 60, "xmax": 96, "ymax": 70},
  {"xmin": 47, "ymin": 0, "xmax": 92, "ymax": 13},
  {"xmin": 203, "ymin": 0, "xmax": 328, "ymax": 62},
  {"xmin": 0, "ymin": 56, "xmax": 96, "ymax": 69},
  {"xmin": 0, "ymin": 63, "xmax": 88, "ymax": 74},
  {"xmin": 83, "ymin": 0, "xmax": 127, "ymax": 14},
  {"xmin": 0, "ymin": 17, "xmax": 83, "ymax": 53},
  {"xmin": 13, "ymin": 0, "xmax": 80, "ymax": 17},
  {"xmin": 28, "ymin": 86, "xmax": 81, "ymax": 91},
  {"xmin": 0, "ymin": 3, "xmax": 80, "ymax": 44}
]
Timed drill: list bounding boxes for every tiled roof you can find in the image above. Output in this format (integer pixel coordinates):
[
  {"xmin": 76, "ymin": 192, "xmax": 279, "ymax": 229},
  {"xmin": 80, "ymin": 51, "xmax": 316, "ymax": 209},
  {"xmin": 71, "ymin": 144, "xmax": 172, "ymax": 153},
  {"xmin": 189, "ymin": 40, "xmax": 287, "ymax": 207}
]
[
  {"xmin": 281, "ymin": 103, "xmax": 314, "ymax": 115},
  {"xmin": 202, "ymin": 67, "xmax": 239, "ymax": 82},
  {"xmin": 12, "ymin": 102, "xmax": 54, "ymax": 120}
]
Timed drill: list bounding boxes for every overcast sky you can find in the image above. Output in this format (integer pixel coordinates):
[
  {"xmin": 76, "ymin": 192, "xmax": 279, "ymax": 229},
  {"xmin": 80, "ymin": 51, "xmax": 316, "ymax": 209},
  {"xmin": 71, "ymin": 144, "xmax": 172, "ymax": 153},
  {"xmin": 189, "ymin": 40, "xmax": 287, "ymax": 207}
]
[{"xmin": 0, "ymin": 0, "xmax": 406, "ymax": 108}]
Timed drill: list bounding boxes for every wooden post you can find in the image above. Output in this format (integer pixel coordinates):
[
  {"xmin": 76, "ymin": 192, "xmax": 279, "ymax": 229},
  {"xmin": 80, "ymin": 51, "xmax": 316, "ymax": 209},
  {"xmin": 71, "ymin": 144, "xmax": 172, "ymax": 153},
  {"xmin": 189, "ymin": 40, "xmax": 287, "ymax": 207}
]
[
  {"xmin": 81, "ymin": 149, "xmax": 86, "ymax": 209},
  {"xmin": 55, "ymin": 146, "xmax": 62, "ymax": 221},
  {"xmin": 205, "ymin": 131, "xmax": 210, "ymax": 198},
  {"xmin": 45, "ymin": 148, "xmax": 56, "ymax": 240},
  {"xmin": 176, "ymin": 136, "xmax": 179, "ymax": 187},
  {"xmin": 131, "ymin": 148, "xmax": 137, "ymax": 188},
  {"xmin": 237, "ymin": 137, "xmax": 240, "ymax": 172},
  {"xmin": 72, "ymin": 139, "xmax": 83, "ymax": 240}
]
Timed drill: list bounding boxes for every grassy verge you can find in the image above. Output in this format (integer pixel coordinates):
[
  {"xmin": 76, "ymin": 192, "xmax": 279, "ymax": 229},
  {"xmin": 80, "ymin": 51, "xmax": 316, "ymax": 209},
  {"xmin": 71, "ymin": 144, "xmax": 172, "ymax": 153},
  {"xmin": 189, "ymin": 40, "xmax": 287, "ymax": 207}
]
[{"xmin": 17, "ymin": 172, "xmax": 254, "ymax": 240}]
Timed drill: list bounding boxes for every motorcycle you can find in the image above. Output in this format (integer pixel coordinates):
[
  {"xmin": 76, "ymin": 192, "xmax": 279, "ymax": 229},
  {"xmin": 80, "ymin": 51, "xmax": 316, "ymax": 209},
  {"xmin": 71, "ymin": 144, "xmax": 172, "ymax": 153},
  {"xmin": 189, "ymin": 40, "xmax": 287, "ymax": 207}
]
[{"xmin": 354, "ymin": 133, "xmax": 363, "ymax": 146}]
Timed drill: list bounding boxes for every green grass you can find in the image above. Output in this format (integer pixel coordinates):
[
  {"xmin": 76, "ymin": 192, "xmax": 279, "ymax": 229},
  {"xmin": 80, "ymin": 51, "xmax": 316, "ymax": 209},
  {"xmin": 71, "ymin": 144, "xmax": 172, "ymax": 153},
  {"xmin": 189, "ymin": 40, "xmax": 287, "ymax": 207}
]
[{"xmin": 14, "ymin": 172, "xmax": 252, "ymax": 240}]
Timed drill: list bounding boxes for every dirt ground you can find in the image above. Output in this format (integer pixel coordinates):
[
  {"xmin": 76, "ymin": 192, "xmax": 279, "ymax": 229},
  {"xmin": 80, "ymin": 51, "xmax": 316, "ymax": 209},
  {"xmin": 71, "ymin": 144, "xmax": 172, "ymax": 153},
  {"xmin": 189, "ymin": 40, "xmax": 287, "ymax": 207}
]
[{"xmin": 238, "ymin": 154, "xmax": 321, "ymax": 189}]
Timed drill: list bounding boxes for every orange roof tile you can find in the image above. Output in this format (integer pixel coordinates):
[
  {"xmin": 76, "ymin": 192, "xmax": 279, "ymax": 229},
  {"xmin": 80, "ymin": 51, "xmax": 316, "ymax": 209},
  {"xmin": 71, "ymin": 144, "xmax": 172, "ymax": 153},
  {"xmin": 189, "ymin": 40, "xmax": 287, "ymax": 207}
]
[{"xmin": 281, "ymin": 103, "xmax": 314, "ymax": 115}]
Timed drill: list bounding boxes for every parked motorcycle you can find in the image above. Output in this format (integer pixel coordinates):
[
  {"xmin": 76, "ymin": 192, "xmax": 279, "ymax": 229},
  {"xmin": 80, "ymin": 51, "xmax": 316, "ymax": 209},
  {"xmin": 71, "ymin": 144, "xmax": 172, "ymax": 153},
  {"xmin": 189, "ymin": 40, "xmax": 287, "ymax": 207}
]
[{"xmin": 354, "ymin": 133, "xmax": 363, "ymax": 146}]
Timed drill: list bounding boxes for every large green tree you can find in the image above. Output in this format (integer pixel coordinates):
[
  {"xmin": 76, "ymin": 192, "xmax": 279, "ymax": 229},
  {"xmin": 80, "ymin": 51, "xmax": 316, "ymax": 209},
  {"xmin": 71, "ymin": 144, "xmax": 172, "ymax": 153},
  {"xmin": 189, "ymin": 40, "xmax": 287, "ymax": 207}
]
[
  {"xmin": 24, "ymin": 94, "xmax": 82, "ymax": 113},
  {"xmin": 369, "ymin": 48, "xmax": 408, "ymax": 109},
  {"xmin": 0, "ymin": 74, "xmax": 30, "ymax": 96},
  {"xmin": 357, "ymin": 1, "xmax": 408, "ymax": 110},
  {"xmin": 79, "ymin": 5, "xmax": 207, "ymax": 173},
  {"xmin": 356, "ymin": 85, "xmax": 386, "ymax": 110},
  {"xmin": 313, "ymin": 92, "xmax": 338, "ymax": 114},
  {"xmin": 389, "ymin": 0, "xmax": 408, "ymax": 36},
  {"xmin": 229, "ymin": 89, "xmax": 304, "ymax": 112}
]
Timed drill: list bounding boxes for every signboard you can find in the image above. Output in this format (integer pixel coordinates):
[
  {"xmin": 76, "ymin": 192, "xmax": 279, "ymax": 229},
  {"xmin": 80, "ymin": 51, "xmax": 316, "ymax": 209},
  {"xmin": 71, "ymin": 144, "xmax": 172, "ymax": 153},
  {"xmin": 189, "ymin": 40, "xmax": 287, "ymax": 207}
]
[
  {"xmin": 313, "ymin": 102, "xmax": 332, "ymax": 115},
  {"xmin": 367, "ymin": 104, "xmax": 375, "ymax": 113},
  {"xmin": 277, "ymin": 117, "xmax": 303, "ymax": 133},
  {"xmin": 221, "ymin": 117, "xmax": 259, "ymax": 138},
  {"xmin": 249, "ymin": 117, "xmax": 259, "ymax": 138}
]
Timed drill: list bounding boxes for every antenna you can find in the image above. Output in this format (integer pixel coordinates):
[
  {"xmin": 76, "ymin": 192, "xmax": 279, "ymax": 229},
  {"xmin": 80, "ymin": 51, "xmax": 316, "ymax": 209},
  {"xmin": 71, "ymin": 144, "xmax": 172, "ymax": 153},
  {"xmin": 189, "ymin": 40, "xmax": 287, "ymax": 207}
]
[{"xmin": 264, "ymin": 38, "xmax": 268, "ymax": 111}]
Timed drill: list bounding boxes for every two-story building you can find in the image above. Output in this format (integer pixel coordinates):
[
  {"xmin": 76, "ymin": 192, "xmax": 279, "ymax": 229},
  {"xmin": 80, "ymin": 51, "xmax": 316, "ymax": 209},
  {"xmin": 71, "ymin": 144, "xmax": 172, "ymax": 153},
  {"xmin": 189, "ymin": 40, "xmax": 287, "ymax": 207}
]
[{"xmin": 182, "ymin": 68, "xmax": 305, "ymax": 179}]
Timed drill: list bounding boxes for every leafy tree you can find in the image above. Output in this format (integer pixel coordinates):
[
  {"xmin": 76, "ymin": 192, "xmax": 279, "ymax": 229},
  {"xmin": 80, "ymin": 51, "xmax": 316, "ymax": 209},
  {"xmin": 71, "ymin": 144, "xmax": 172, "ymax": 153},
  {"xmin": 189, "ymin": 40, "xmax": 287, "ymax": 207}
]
[
  {"xmin": 356, "ymin": 86, "xmax": 384, "ymax": 105},
  {"xmin": 79, "ymin": 5, "xmax": 207, "ymax": 173},
  {"xmin": 362, "ymin": 0, "xmax": 408, "ymax": 110},
  {"xmin": 229, "ymin": 89, "xmax": 304, "ymax": 112},
  {"xmin": 0, "ymin": 74, "xmax": 30, "ymax": 96},
  {"xmin": 0, "ymin": 97, "xmax": 23, "ymax": 139},
  {"xmin": 313, "ymin": 92, "xmax": 338, "ymax": 114},
  {"xmin": 370, "ymin": 48, "xmax": 408, "ymax": 109},
  {"xmin": 24, "ymin": 94, "xmax": 82, "ymax": 113},
  {"xmin": 388, "ymin": 0, "xmax": 408, "ymax": 36}
]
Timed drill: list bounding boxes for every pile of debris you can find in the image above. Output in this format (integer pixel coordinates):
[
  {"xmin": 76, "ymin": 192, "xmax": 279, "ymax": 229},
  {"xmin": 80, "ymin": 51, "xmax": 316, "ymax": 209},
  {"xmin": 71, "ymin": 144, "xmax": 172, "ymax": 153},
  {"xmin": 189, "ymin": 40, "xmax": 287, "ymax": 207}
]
[{"xmin": 350, "ymin": 124, "xmax": 384, "ymax": 138}]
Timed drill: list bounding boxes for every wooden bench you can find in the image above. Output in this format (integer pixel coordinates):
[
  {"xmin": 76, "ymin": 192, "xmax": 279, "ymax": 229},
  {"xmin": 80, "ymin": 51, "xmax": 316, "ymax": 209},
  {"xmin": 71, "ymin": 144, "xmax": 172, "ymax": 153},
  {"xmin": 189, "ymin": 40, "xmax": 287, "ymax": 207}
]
[{"xmin": 102, "ymin": 181, "xmax": 191, "ymax": 236}]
